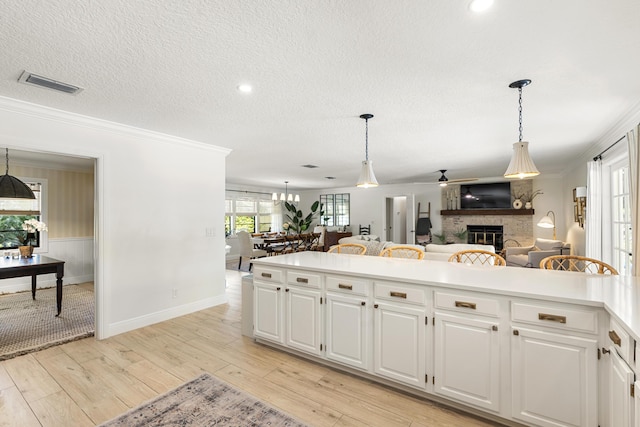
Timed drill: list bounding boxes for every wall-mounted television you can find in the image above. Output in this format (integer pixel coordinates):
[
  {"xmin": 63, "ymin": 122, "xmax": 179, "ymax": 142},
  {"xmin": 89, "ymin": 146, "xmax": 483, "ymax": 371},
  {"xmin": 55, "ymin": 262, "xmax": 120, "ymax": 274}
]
[{"xmin": 460, "ymin": 182, "xmax": 511, "ymax": 209}]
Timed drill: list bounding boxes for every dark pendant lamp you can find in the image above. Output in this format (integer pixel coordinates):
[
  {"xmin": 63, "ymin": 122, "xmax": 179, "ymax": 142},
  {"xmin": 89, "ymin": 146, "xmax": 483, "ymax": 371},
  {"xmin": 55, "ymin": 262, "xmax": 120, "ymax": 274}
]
[{"xmin": 0, "ymin": 148, "xmax": 35, "ymax": 199}]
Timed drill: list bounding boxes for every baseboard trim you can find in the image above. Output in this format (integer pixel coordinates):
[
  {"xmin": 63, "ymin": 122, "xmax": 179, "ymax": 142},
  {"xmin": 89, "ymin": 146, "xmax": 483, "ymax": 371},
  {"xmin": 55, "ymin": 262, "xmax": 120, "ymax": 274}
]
[{"xmin": 105, "ymin": 294, "xmax": 228, "ymax": 337}]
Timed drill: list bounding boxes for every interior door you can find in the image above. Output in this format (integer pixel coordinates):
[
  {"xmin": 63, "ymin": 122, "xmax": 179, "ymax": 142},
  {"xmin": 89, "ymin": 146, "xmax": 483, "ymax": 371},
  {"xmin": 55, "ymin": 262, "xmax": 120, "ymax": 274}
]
[{"xmin": 384, "ymin": 194, "xmax": 415, "ymax": 244}]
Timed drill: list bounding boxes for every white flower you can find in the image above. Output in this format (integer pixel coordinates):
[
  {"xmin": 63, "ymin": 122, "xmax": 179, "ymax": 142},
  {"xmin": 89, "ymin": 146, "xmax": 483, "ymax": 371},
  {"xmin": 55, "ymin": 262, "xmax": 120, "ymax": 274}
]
[
  {"xmin": 282, "ymin": 222, "xmax": 290, "ymax": 230},
  {"xmin": 22, "ymin": 219, "xmax": 48, "ymax": 233}
]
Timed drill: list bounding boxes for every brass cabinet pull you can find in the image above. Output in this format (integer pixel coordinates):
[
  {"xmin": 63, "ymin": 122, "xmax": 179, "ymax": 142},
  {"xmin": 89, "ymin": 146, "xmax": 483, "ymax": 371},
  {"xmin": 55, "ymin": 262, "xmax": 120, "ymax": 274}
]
[
  {"xmin": 276, "ymin": 287, "xmax": 281, "ymax": 291},
  {"xmin": 261, "ymin": 272, "xmax": 272, "ymax": 278},
  {"xmin": 455, "ymin": 301, "xmax": 477, "ymax": 310},
  {"xmin": 361, "ymin": 301, "xmax": 366, "ymax": 306},
  {"xmin": 338, "ymin": 284, "xmax": 353, "ymax": 290},
  {"xmin": 296, "ymin": 277, "xmax": 309, "ymax": 283},
  {"xmin": 513, "ymin": 329, "xmax": 519, "ymax": 336},
  {"xmin": 285, "ymin": 288, "xmax": 289, "ymax": 292},
  {"xmin": 538, "ymin": 313, "xmax": 567, "ymax": 324},
  {"xmin": 609, "ymin": 330, "xmax": 622, "ymax": 346},
  {"xmin": 390, "ymin": 291, "xmax": 407, "ymax": 299},
  {"xmin": 374, "ymin": 304, "xmax": 379, "ymax": 308},
  {"xmin": 492, "ymin": 325, "xmax": 498, "ymax": 331}
]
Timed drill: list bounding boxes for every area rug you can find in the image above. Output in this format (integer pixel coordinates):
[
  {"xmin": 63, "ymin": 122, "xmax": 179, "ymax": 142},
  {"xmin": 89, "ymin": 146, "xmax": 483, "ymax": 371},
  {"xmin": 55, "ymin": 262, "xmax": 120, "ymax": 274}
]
[
  {"xmin": 100, "ymin": 373, "xmax": 308, "ymax": 426},
  {"xmin": 0, "ymin": 285, "xmax": 94, "ymax": 360}
]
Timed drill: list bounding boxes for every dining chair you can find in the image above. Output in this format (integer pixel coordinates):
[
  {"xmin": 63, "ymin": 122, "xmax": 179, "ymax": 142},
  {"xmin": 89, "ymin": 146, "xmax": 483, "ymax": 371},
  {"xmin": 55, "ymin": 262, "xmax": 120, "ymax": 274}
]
[
  {"xmin": 327, "ymin": 243, "xmax": 367, "ymax": 255},
  {"xmin": 448, "ymin": 249, "xmax": 506, "ymax": 266},
  {"xmin": 379, "ymin": 246, "xmax": 424, "ymax": 260},
  {"xmin": 236, "ymin": 230, "xmax": 268, "ymax": 271},
  {"xmin": 539, "ymin": 255, "xmax": 618, "ymax": 275}
]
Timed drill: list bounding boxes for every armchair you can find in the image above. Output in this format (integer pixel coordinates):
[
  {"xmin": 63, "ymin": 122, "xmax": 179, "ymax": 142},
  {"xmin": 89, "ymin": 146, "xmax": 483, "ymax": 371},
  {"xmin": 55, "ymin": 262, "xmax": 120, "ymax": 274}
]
[{"xmin": 505, "ymin": 238, "xmax": 571, "ymax": 268}]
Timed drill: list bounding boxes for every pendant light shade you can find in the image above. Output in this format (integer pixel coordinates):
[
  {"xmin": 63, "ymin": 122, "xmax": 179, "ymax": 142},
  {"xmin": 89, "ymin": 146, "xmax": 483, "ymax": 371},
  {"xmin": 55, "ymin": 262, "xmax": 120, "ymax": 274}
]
[
  {"xmin": 356, "ymin": 114, "xmax": 379, "ymax": 188},
  {"xmin": 504, "ymin": 141, "xmax": 539, "ymax": 179},
  {"xmin": 504, "ymin": 80, "xmax": 539, "ymax": 179},
  {"xmin": 0, "ymin": 148, "xmax": 35, "ymax": 199}
]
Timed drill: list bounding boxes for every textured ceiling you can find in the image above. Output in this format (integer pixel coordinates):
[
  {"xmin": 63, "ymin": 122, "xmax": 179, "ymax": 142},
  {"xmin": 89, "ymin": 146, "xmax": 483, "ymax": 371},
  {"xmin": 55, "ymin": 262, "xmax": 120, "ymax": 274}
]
[{"xmin": 1, "ymin": 1, "xmax": 640, "ymax": 189}]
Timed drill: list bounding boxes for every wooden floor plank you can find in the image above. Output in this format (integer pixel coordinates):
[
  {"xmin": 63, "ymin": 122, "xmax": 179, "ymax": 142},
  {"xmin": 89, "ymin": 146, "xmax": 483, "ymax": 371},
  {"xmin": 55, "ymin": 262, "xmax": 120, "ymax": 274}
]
[
  {"xmin": 28, "ymin": 389, "xmax": 94, "ymax": 427},
  {"xmin": 0, "ymin": 386, "xmax": 41, "ymax": 427},
  {"xmin": 2, "ymin": 353, "xmax": 62, "ymax": 402}
]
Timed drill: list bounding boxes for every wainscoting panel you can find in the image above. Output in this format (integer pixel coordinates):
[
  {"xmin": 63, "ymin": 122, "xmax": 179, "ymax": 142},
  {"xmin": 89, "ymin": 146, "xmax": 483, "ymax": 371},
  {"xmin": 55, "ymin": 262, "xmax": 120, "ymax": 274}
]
[{"xmin": 0, "ymin": 237, "xmax": 94, "ymax": 294}]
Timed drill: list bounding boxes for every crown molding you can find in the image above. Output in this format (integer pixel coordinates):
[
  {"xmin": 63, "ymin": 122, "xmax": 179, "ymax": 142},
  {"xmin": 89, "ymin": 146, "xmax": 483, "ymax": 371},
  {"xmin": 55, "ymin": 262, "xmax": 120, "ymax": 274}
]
[{"xmin": 0, "ymin": 96, "xmax": 231, "ymax": 156}]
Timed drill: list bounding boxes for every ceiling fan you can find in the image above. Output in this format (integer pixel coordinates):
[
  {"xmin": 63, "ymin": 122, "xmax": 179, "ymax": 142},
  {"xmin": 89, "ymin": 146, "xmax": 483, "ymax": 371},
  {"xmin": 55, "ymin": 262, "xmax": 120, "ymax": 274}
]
[{"xmin": 418, "ymin": 169, "xmax": 479, "ymax": 187}]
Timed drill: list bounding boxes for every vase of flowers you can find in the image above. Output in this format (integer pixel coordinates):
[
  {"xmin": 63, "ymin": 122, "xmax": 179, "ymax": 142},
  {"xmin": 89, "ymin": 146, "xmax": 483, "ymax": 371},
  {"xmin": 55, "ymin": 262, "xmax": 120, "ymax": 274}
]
[{"xmin": 19, "ymin": 219, "xmax": 47, "ymax": 258}]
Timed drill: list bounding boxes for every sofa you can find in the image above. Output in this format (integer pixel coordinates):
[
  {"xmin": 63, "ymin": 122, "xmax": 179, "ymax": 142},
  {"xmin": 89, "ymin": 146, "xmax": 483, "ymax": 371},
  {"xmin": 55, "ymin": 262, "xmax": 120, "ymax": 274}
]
[
  {"xmin": 422, "ymin": 243, "xmax": 496, "ymax": 262},
  {"xmin": 505, "ymin": 238, "xmax": 571, "ymax": 268},
  {"xmin": 337, "ymin": 235, "xmax": 495, "ymax": 262}
]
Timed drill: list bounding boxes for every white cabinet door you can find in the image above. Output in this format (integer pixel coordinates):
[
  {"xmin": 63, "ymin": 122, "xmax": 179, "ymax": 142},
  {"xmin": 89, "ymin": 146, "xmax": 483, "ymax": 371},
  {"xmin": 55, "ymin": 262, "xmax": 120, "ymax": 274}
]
[
  {"xmin": 285, "ymin": 286, "xmax": 322, "ymax": 356},
  {"xmin": 434, "ymin": 312, "xmax": 500, "ymax": 412},
  {"xmin": 511, "ymin": 327, "xmax": 598, "ymax": 427},
  {"xmin": 325, "ymin": 292, "xmax": 369, "ymax": 371},
  {"xmin": 609, "ymin": 348, "xmax": 635, "ymax": 427},
  {"xmin": 373, "ymin": 301, "xmax": 426, "ymax": 389},
  {"xmin": 253, "ymin": 281, "xmax": 284, "ymax": 344}
]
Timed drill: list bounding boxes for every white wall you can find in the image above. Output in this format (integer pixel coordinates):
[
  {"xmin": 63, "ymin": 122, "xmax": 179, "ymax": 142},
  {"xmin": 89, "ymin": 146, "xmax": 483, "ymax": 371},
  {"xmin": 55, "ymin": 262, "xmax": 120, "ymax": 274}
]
[{"xmin": 0, "ymin": 96, "xmax": 230, "ymax": 338}]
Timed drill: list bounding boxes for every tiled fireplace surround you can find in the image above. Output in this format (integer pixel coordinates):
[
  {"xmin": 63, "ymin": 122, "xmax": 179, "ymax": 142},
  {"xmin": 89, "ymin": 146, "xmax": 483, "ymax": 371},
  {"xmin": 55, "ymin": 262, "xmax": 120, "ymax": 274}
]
[{"xmin": 440, "ymin": 180, "xmax": 535, "ymax": 249}]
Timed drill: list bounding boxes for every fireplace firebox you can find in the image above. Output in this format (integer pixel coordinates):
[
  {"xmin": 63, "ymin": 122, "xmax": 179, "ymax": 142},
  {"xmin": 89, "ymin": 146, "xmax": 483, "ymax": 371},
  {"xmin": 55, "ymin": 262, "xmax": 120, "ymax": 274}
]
[{"xmin": 467, "ymin": 225, "xmax": 504, "ymax": 252}]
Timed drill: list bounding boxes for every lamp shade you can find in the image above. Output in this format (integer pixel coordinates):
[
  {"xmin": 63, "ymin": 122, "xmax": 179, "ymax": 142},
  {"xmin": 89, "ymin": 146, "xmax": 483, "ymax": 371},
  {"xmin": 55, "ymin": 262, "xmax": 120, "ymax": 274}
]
[
  {"xmin": 356, "ymin": 160, "xmax": 379, "ymax": 188},
  {"xmin": 575, "ymin": 186, "xmax": 587, "ymax": 198},
  {"xmin": 504, "ymin": 141, "xmax": 540, "ymax": 179},
  {"xmin": 0, "ymin": 174, "xmax": 36, "ymax": 199},
  {"xmin": 272, "ymin": 192, "xmax": 278, "ymax": 201},
  {"xmin": 537, "ymin": 216, "xmax": 554, "ymax": 228}
]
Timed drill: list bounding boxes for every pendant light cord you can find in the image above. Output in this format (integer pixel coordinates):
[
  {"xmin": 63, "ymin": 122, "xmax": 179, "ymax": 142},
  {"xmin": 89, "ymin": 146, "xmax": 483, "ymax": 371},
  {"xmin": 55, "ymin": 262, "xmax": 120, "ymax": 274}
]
[
  {"xmin": 364, "ymin": 117, "xmax": 369, "ymax": 161},
  {"xmin": 5, "ymin": 148, "xmax": 9, "ymax": 174},
  {"xmin": 518, "ymin": 87, "xmax": 524, "ymax": 142}
]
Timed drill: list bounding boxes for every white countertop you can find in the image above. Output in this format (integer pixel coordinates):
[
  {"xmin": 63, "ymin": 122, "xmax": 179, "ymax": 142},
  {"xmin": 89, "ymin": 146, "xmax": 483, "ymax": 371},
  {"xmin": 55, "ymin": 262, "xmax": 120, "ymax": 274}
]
[{"xmin": 254, "ymin": 252, "xmax": 640, "ymax": 341}]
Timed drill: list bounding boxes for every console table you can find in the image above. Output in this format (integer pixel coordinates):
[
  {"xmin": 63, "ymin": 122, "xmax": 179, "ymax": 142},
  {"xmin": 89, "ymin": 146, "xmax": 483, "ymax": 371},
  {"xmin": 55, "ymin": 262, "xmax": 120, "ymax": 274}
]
[
  {"xmin": 323, "ymin": 231, "xmax": 352, "ymax": 251},
  {"xmin": 0, "ymin": 255, "xmax": 65, "ymax": 316}
]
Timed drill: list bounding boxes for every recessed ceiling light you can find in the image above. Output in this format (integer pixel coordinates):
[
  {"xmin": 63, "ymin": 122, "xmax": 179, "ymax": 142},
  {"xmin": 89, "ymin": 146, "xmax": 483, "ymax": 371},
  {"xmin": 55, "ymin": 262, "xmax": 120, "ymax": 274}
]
[
  {"xmin": 237, "ymin": 84, "xmax": 252, "ymax": 93},
  {"xmin": 325, "ymin": 176, "xmax": 336, "ymax": 180},
  {"xmin": 302, "ymin": 164, "xmax": 319, "ymax": 169},
  {"xmin": 469, "ymin": 0, "xmax": 494, "ymax": 13}
]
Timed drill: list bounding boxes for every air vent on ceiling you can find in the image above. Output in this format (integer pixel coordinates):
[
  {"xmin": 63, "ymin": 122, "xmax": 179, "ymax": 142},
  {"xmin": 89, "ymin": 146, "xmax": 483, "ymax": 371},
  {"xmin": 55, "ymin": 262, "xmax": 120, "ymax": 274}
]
[
  {"xmin": 302, "ymin": 164, "xmax": 319, "ymax": 169},
  {"xmin": 18, "ymin": 71, "xmax": 83, "ymax": 95},
  {"xmin": 325, "ymin": 176, "xmax": 336, "ymax": 180}
]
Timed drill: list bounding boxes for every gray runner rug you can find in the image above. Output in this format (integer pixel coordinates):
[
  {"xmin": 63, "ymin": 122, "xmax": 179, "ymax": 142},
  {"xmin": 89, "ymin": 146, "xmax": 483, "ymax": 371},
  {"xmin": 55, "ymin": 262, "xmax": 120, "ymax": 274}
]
[
  {"xmin": 0, "ymin": 284, "xmax": 94, "ymax": 360},
  {"xmin": 100, "ymin": 373, "xmax": 308, "ymax": 426}
]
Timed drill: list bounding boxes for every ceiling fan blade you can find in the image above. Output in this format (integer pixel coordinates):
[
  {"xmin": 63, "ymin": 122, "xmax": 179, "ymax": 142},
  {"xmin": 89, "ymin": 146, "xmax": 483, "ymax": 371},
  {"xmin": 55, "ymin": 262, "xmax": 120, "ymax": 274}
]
[{"xmin": 446, "ymin": 178, "xmax": 479, "ymax": 184}]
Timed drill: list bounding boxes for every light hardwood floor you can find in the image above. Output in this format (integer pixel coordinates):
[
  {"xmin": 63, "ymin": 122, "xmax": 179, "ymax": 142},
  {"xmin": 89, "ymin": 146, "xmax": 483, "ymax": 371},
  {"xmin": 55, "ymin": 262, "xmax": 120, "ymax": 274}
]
[{"xmin": 0, "ymin": 270, "xmax": 500, "ymax": 427}]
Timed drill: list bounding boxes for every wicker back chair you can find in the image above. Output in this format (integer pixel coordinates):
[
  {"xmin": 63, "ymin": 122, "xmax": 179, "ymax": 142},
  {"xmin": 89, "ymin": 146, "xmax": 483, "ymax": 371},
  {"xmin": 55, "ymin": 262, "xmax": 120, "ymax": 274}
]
[
  {"xmin": 379, "ymin": 246, "xmax": 425, "ymax": 260},
  {"xmin": 448, "ymin": 250, "xmax": 506, "ymax": 266},
  {"xmin": 539, "ymin": 255, "xmax": 619, "ymax": 275},
  {"xmin": 327, "ymin": 243, "xmax": 367, "ymax": 255}
]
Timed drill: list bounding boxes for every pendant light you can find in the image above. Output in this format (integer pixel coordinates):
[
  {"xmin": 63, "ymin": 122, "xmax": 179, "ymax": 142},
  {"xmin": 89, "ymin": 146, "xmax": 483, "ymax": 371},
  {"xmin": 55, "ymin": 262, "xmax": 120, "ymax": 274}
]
[
  {"xmin": 356, "ymin": 114, "xmax": 379, "ymax": 188},
  {"xmin": 272, "ymin": 181, "xmax": 299, "ymax": 204},
  {"xmin": 0, "ymin": 148, "xmax": 35, "ymax": 199},
  {"xmin": 504, "ymin": 79, "xmax": 540, "ymax": 179}
]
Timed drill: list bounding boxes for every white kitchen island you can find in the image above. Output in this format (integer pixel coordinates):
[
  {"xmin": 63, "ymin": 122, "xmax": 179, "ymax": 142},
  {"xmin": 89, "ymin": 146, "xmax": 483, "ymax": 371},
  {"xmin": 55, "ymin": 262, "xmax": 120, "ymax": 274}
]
[{"xmin": 250, "ymin": 251, "xmax": 640, "ymax": 427}]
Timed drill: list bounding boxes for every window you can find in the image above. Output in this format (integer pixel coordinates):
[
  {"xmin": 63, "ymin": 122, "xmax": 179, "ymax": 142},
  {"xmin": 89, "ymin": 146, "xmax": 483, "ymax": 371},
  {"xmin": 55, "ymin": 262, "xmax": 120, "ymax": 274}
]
[
  {"xmin": 320, "ymin": 193, "xmax": 350, "ymax": 227},
  {"xmin": 0, "ymin": 180, "xmax": 46, "ymax": 249},
  {"xmin": 611, "ymin": 162, "xmax": 632, "ymax": 275},
  {"xmin": 225, "ymin": 192, "xmax": 274, "ymax": 236}
]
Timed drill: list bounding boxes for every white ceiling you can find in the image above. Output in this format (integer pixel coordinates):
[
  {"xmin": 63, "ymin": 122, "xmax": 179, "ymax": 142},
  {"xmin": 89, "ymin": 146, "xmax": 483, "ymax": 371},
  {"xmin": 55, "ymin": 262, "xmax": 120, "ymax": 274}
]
[{"xmin": 1, "ymin": 1, "xmax": 639, "ymax": 189}]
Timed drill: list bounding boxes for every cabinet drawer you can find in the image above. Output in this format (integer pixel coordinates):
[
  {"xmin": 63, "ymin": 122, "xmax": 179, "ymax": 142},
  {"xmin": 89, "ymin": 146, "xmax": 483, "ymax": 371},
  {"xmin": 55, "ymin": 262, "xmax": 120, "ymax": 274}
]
[
  {"xmin": 254, "ymin": 267, "xmax": 284, "ymax": 283},
  {"xmin": 609, "ymin": 317, "xmax": 634, "ymax": 365},
  {"xmin": 511, "ymin": 302, "xmax": 598, "ymax": 334},
  {"xmin": 374, "ymin": 281, "xmax": 425, "ymax": 306},
  {"xmin": 287, "ymin": 270, "xmax": 321, "ymax": 289},
  {"xmin": 327, "ymin": 275, "xmax": 370, "ymax": 296},
  {"xmin": 434, "ymin": 291, "xmax": 499, "ymax": 318}
]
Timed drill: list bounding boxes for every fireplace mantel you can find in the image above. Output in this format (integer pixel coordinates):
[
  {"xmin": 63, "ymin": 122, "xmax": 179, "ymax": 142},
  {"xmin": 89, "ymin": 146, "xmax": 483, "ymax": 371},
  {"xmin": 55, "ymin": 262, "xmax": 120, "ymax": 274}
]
[{"xmin": 441, "ymin": 209, "xmax": 534, "ymax": 216}]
